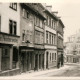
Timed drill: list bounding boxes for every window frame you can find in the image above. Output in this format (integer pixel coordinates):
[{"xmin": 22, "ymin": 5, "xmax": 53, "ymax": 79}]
[
  {"xmin": 9, "ymin": 19, "xmax": 17, "ymax": 35},
  {"xmin": 9, "ymin": 3, "xmax": 17, "ymax": 11}
]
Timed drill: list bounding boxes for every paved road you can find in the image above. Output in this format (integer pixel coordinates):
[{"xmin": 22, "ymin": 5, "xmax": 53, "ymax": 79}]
[
  {"xmin": 2, "ymin": 63, "xmax": 80, "ymax": 79},
  {"xmin": 37, "ymin": 63, "xmax": 80, "ymax": 77}
]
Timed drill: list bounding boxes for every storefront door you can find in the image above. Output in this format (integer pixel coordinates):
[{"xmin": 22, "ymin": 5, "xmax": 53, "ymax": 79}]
[{"xmin": 21, "ymin": 52, "xmax": 27, "ymax": 72}]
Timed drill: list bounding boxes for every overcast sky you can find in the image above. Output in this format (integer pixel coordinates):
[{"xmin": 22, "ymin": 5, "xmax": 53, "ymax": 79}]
[{"xmin": 44, "ymin": 0, "xmax": 80, "ymax": 42}]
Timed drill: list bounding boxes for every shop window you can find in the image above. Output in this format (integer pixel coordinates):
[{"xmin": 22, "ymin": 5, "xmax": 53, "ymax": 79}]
[
  {"xmin": 1, "ymin": 48, "xmax": 10, "ymax": 71},
  {"xmin": 10, "ymin": 3, "xmax": 17, "ymax": 11},
  {"xmin": 9, "ymin": 20, "xmax": 17, "ymax": 35}
]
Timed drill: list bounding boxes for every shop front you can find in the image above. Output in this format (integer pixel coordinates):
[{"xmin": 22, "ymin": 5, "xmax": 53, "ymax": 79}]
[
  {"xmin": 0, "ymin": 32, "xmax": 20, "ymax": 76},
  {"xmin": 19, "ymin": 46, "xmax": 35, "ymax": 73},
  {"xmin": 34, "ymin": 49, "xmax": 44, "ymax": 71}
]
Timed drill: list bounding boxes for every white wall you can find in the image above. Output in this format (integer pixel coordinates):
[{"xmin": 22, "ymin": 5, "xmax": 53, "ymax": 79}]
[{"xmin": 0, "ymin": 3, "xmax": 20, "ymax": 36}]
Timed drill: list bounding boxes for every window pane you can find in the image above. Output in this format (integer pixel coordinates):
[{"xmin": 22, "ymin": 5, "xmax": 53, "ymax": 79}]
[
  {"xmin": 14, "ymin": 22, "xmax": 16, "ymax": 35},
  {"xmin": 9, "ymin": 20, "xmax": 13, "ymax": 34}
]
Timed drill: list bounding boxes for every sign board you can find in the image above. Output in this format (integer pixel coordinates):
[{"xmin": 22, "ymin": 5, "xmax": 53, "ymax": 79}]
[{"xmin": 0, "ymin": 33, "xmax": 18, "ymax": 44}]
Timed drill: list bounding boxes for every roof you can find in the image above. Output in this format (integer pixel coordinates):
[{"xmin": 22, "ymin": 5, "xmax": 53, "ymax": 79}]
[
  {"xmin": 44, "ymin": 9, "xmax": 58, "ymax": 21},
  {"xmin": 21, "ymin": 3, "xmax": 46, "ymax": 20},
  {"xmin": 59, "ymin": 19, "xmax": 65, "ymax": 28}
]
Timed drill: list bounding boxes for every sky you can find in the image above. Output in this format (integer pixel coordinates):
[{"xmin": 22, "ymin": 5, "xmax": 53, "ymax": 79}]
[{"xmin": 45, "ymin": 0, "xmax": 80, "ymax": 42}]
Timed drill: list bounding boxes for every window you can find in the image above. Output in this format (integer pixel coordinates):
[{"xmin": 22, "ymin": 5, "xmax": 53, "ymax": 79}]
[
  {"xmin": 52, "ymin": 53, "xmax": 54, "ymax": 60},
  {"xmin": 50, "ymin": 53, "xmax": 51, "ymax": 61},
  {"xmin": 40, "ymin": 20, "xmax": 43, "ymax": 28},
  {"xmin": 48, "ymin": 16, "xmax": 49, "ymax": 25},
  {"xmin": 10, "ymin": 3, "xmax": 17, "ymax": 11},
  {"xmin": 49, "ymin": 33, "xmax": 51, "ymax": 44},
  {"xmin": 54, "ymin": 21, "xmax": 56, "ymax": 30},
  {"xmin": 36, "ymin": 17, "xmax": 40, "ymax": 27},
  {"xmin": 13, "ymin": 47, "xmax": 18, "ymax": 69},
  {"xmin": 52, "ymin": 35, "xmax": 53, "ymax": 45},
  {"xmin": 52, "ymin": 20, "xmax": 53, "ymax": 29},
  {"xmin": 46, "ymin": 15, "xmax": 48, "ymax": 25},
  {"xmin": 55, "ymin": 53, "xmax": 56, "ymax": 60},
  {"xmin": 22, "ymin": 30, "xmax": 25, "ymax": 41},
  {"xmin": 14, "ymin": 22, "xmax": 17, "ymax": 35},
  {"xmin": 23, "ymin": 8, "xmax": 29, "ymax": 19},
  {"xmin": 35, "ymin": 31, "xmax": 43, "ymax": 44},
  {"xmin": 53, "ymin": 34, "xmax": 56, "ymax": 45},
  {"xmin": 49, "ymin": 17, "xmax": 51, "ymax": 27},
  {"xmin": 9, "ymin": 20, "xmax": 17, "ymax": 35},
  {"xmin": 34, "ymin": 16, "xmax": 37, "ymax": 25},
  {"xmin": 46, "ymin": 31, "xmax": 48, "ymax": 44},
  {"xmin": 41, "ymin": 33, "xmax": 44, "ymax": 44}
]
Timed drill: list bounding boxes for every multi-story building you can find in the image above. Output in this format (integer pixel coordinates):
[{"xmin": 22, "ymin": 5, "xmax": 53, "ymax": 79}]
[
  {"xmin": 0, "ymin": 3, "xmax": 65, "ymax": 76},
  {"xmin": 57, "ymin": 19, "xmax": 64, "ymax": 67},
  {"xmin": 0, "ymin": 3, "xmax": 20, "ymax": 76},
  {"xmin": 33, "ymin": 3, "xmax": 46, "ymax": 70},
  {"xmin": 43, "ymin": 6, "xmax": 58, "ymax": 69},
  {"xmin": 19, "ymin": 3, "xmax": 46, "ymax": 72},
  {"xmin": 19, "ymin": 3, "xmax": 35, "ymax": 73}
]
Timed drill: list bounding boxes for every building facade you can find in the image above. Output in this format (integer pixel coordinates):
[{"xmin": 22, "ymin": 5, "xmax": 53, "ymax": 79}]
[
  {"xmin": 19, "ymin": 3, "xmax": 46, "ymax": 73},
  {"xmin": 0, "ymin": 3, "xmax": 20, "ymax": 76},
  {"xmin": 33, "ymin": 3, "xmax": 46, "ymax": 70},
  {"xmin": 19, "ymin": 3, "xmax": 35, "ymax": 73},
  {"xmin": 44, "ymin": 6, "xmax": 58, "ymax": 69},
  {"xmin": 0, "ymin": 3, "xmax": 65, "ymax": 76},
  {"xmin": 57, "ymin": 19, "xmax": 64, "ymax": 67}
]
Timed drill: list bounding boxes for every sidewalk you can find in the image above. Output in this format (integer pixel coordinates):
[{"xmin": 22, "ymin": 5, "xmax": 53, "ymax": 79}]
[
  {"xmin": 0, "ymin": 65, "xmax": 71, "ymax": 79},
  {"xmin": 10, "ymin": 65, "xmax": 70, "ymax": 78}
]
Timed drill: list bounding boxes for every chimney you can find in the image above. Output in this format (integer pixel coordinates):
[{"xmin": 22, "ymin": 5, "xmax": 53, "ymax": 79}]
[{"xmin": 46, "ymin": 5, "xmax": 52, "ymax": 12}]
